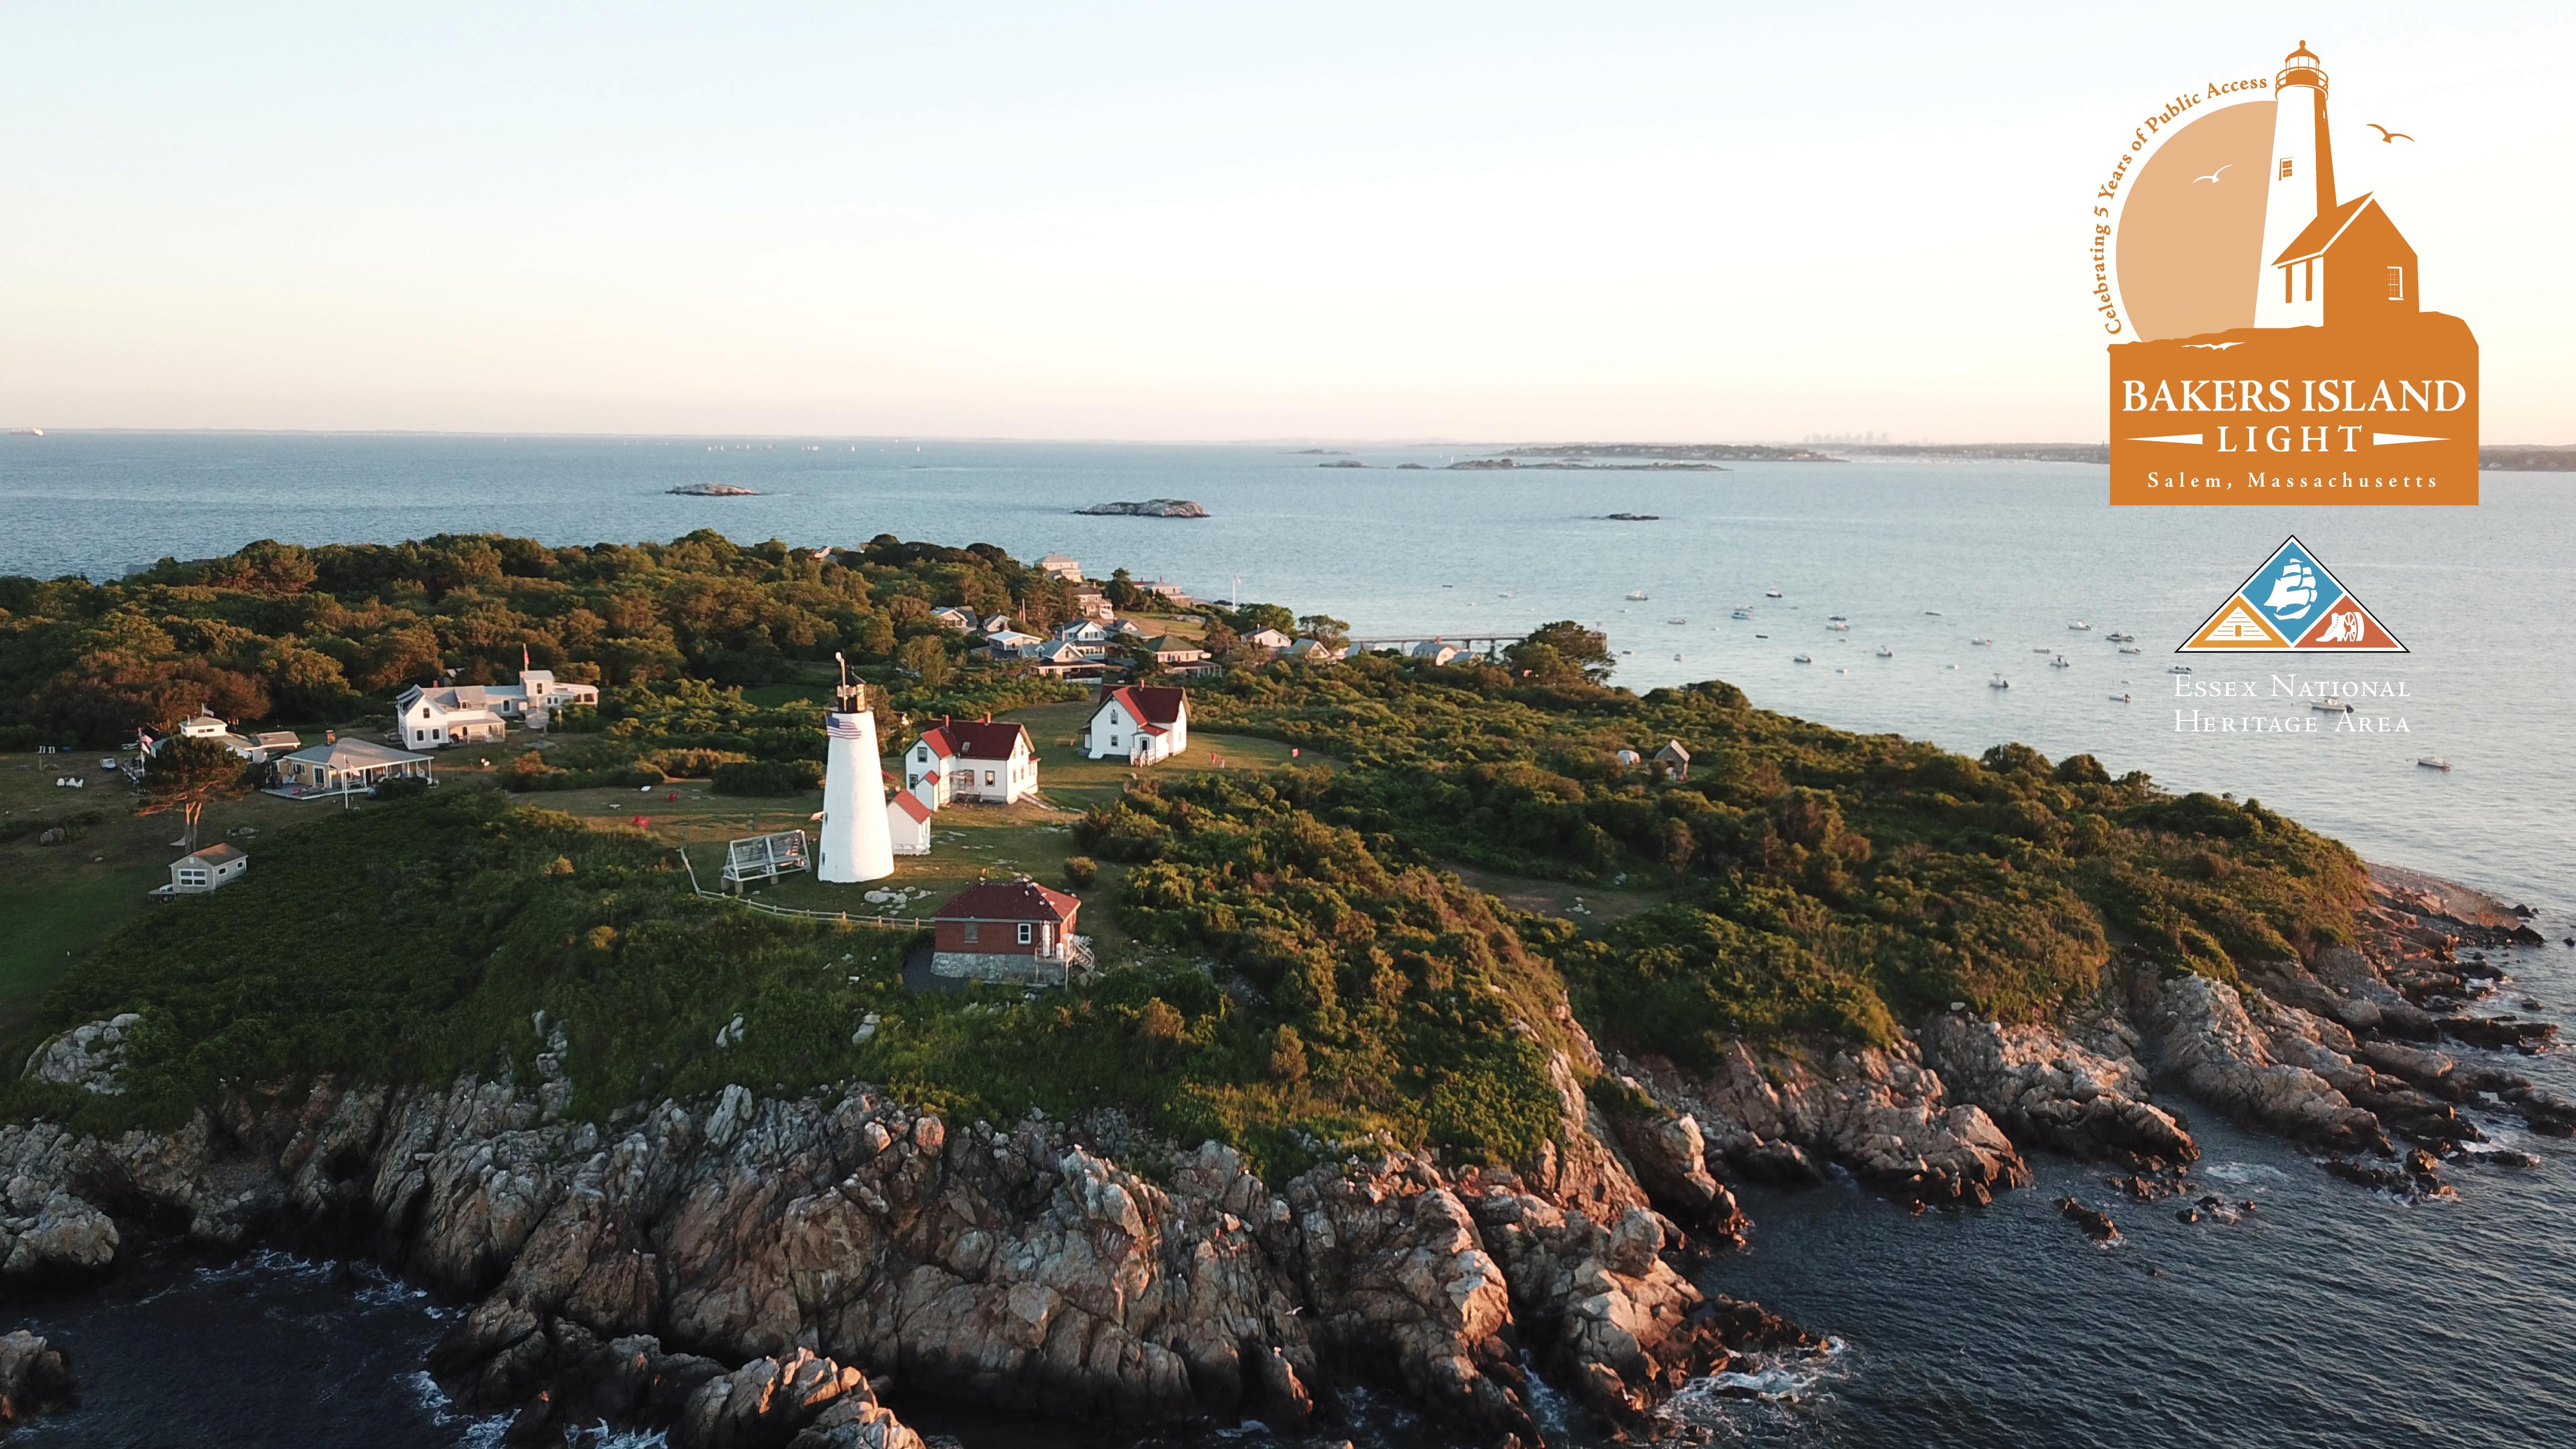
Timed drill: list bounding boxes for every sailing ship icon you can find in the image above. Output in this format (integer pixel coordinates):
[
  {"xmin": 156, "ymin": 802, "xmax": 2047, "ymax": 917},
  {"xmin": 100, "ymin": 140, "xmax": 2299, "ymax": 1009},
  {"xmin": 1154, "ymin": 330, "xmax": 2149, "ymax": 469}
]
[{"xmin": 2262, "ymin": 560, "xmax": 2321, "ymax": 620}]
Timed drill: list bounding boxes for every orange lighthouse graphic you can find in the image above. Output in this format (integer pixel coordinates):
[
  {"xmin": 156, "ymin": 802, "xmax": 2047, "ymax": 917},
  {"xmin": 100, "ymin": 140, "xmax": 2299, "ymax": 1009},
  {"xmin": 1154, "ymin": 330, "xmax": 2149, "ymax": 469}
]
[{"xmin": 2106, "ymin": 42, "xmax": 2478, "ymax": 506}]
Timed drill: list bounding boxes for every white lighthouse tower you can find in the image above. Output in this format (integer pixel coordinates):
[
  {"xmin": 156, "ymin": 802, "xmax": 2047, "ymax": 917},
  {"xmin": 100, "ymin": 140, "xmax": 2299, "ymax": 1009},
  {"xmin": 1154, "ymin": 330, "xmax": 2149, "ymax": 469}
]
[
  {"xmin": 817, "ymin": 653, "xmax": 895, "ymax": 883},
  {"xmin": 2255, "ymin": 41, "xmax": 2337, "ymax": 329}
]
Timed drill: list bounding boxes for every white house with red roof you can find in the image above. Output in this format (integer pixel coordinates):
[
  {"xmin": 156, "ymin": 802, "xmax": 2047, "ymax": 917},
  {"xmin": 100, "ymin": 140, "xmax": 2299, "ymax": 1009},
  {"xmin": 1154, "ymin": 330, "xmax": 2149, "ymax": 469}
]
[
  {"xmin": 930, "ymin": 876, "xmax": 1090, "ymax": 982},
  {"xmin": 904, "ymin": 715, "xmax": 1038, "ymax": 806},
  {"xmin": 1082, "ymin": 684, "xmax": 1190, "ymax": 764},
  {"xmin": 887, "ymin": 790, "xmax": 934, "ymax": 855}
]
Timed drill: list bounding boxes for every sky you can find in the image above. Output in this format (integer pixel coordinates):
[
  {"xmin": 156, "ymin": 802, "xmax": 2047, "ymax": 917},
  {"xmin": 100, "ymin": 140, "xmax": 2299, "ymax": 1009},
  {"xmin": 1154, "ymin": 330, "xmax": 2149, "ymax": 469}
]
[{"xmin": 4, "ymin": 2, "xmax": 2570, "ymax": 442}]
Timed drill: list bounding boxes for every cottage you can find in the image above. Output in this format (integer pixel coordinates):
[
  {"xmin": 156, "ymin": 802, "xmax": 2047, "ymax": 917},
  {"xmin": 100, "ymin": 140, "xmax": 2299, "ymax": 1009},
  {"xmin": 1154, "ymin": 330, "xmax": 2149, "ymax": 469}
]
[
  {"xmin": 1409, "ymin": 640, "xmax": 1466, "ymax": 666},
  {"xmin": 1036, "ymin": 553, "xmax": 1085, "ymax": 582},
  {"xmin": 1056, "ymin": 619, "xmax": 1111, "ymax": 645},
  {"xmin": 1108, "ymin": 618, "xmax": 1150, "ymax": 639},
  {"xmin": 984, "ymin": 629, "xmax": 1045, "ymax": 658},
  {"xmin": 887, "ymin": 791, "xmax": 934, "ymax": 855},
  {"xmin": 980, "ymin": 613, "xmax": 1013, "ymax": 635},
  {"xmin": 930, "ymin": 606, "xmax": 978, "ymax": 632},
  {"xmin": 164, "ymin": 843, "xmax": 248, "ymax": 894},
  {"xmin": 1027, "ymin": 639, "xmax": 1100, "ymax": 676},
  {"xmin": 1286, "ymin": 638, "xmax": 1345, "ymax": 662},
  {"xmin": 1653, "ymin": 740, "xmax": 1691, "ymax": 781},
  {"xmin": 904, "ymin": 716, "xmax": 1039, "ymax": 806},
  {"xmin": 1083, "ymin": 684, "xmax": 1190, "ymax": 764},
  {"xmin": 1142, "ymin": 580, "xmax": 1193, "ymax": 605},
  {"xmin": 162, "ymin": 711, "xmax": 302, "ymax": 762},
  {"xmin": 273, "ymin": 737, "xmax": 436, "ymax": 796},
  {"xmin": 1070, "ymin": 589, "xmax": 1115, "ymax": 621},
  {"xmin": 1137, "ymin": 635, "xmax": 1211, "ymax": 669},
  {"xmin": 1241, "ymin": 627, "xmax": 1294, "ymax": 652},
  {"xmin": 396, "ymin": 668, "xmax": 597, "ymax": 748},
  {"xmin": 930, "ymin": 877, "xmax": 1089, "ymax": 982}
]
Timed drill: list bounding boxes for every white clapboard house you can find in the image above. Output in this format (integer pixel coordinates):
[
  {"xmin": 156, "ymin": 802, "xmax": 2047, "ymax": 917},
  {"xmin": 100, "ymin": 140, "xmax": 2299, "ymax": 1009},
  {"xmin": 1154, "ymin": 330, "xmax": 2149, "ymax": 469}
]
[
  {"xmin": 1082, "ymin": 684, "xmax": 1190, "ymax": 765},
  {"xmin": 904, "ymin": 716, "xmax": 1039, "ymax": 807},
  {"xmin": 394, "ymin": 668, "xmax": 599, "ymax": 748}
]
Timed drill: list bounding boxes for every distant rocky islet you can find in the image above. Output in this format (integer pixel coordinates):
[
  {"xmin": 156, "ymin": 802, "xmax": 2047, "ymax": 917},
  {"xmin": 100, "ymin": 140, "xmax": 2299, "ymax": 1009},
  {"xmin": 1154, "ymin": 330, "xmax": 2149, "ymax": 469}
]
[{"xmin": 1074, "ymin": 499, "xmax": 1208, "ymax": 517}]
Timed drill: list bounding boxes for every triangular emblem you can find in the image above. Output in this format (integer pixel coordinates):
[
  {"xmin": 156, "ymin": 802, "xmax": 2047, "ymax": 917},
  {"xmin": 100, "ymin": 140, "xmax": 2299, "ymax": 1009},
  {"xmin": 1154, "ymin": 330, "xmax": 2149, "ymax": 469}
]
[
  {"xmin": 2187, "ymin": 598, "xmax": 2292, "ymax": 649},
  {"xmin": 2181, "ymin": 536, "xmax": 2405, "ymax": 653}
]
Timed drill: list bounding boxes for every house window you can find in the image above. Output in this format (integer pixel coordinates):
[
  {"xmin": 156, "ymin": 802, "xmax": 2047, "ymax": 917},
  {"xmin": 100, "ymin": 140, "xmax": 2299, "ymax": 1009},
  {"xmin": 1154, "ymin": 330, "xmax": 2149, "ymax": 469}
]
[
  {"xmin": 2387, "ymin": 266, "xmax": 2405, "ymax": 301},
  {"xmin": 1017, "ymin": 922, "xmax": 1033, "ymax": 945},
  {"xmin": 983, "ymin": 770, "xmax": 996, "ymax": 785},
  {"xmin": 964, "ymin": 921, "xmax": 978, "ymax": 943},
  {"xmin": 2282, "ymin": 265, "xmax": 2293, "ymax": 305},
  {"xmin": 2279, "ymin": 157, "xmax": 2293, "ymax": 179}
]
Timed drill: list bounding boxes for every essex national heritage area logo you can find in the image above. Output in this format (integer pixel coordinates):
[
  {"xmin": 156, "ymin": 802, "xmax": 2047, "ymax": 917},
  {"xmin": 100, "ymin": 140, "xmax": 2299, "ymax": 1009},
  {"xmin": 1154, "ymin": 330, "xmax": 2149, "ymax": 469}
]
[
  {"xmin": 2180, "ymin": 536, "xmax": 2404, "ymax": 653},
  {"xmin": 2095, "ymin": 41, "xmax": 2478, "ymax": 506}
]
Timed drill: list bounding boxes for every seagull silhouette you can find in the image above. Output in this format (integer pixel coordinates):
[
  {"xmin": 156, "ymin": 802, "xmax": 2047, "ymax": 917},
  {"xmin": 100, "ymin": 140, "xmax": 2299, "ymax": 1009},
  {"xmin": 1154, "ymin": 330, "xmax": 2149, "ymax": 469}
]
[
  {"xmin": 2368, "ymin": 123, "xmax": 2414, "ymax": 143},
  {"xmin": 2192, "ymin": 164, "xmax": 2232, "ymax": 184}
]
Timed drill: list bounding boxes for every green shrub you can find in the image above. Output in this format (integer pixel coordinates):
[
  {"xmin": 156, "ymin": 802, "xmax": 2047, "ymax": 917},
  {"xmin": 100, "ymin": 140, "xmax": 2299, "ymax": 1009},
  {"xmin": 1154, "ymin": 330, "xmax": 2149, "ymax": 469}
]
[{"xmin": 712, "ymin": 759, "xmax": 824, "ymax": 796}]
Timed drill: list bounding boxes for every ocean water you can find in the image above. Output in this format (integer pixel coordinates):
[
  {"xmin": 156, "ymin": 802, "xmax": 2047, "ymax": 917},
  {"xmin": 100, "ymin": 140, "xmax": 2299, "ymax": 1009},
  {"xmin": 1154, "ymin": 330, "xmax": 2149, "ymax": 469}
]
[{"xmin": 5, "ymin": 434, "xmax": 2574, "ymax": 1447}]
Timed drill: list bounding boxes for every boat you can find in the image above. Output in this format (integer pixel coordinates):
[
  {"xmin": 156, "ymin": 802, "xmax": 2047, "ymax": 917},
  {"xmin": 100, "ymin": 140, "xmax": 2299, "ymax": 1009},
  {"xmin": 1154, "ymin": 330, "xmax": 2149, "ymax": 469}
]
[
  {"xmin": 1924, "ymin": 610, "xmax": 1943, "ymax": 616},
  {"xmin": 2311, "ymin": 699, "xmax": 2354, "ymax": 713},
  {"xmin": 1988, "ymin": 674, "xmax": 2010, "ymax": 689},
  {"xmin": 2068, "ymin": 621, "xmax": 2092, "ymax": 631},
  {"xmin": 2110, "ymin": 693, "xmax": 2132, "ymax": 702},
  {"xmin": 2050, "ymin": 655, "xmax": 2071, "ymax": 668},
  {"xmin": 1792, "ymin": 654, "xmax": 1813, "ymax": 664},
  {"xmin": 1876, "ymin": 646, "xmax": 1893, "ymax": 657},
  {"xmin": 2118, "ymin": 645, "xmax": 2142, "ymax": 654},
  {"xmin": 1754, "ymin": 633, "xmax": 1769, "ymax": 639},
  {"xmin": 1731, "ymin": 608, "xmax": 1753, "ymax": 620},
  {"xmin": 2418, "ymin": 756, "xmax": 2452, "ymax": 771},
  {"xmin": 1827, "ymin": 614, "xmax": 1848, "ymax": 622},
  {"xmin": 1826, "ymin": 620, "xmax": 1851, "ymax": 631},
  {"xmin": 1626, "ymin": 590, "xmax": 1648, "ymax": 601},
  {"xmin": 2032, "ymin": 646, "xmax": 2053, "ymax": 654},
  {"xmin": 2107, "ymin": 632, "xmax": 2135, "ymax": 642},
  {"xmin": 1971, "ymin": 637, "xmax": 1993, "ymax": 646},
  {"xmin": 2168, "ymin": 665, "xmax": 2193, "ymax": 674},
  {"xmin": 1766, "ymin": 589, "xmax": 1782, "ymax": 598},
  {"xmin": 1668, "ymin": 617, "xmax": 1688, "ymax": 625}
]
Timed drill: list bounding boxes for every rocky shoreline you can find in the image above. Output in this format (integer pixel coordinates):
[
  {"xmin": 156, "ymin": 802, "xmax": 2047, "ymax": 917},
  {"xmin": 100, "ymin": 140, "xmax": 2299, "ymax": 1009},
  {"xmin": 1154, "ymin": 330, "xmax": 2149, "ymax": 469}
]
[{"xmin": 2, "ymin": 867, "xmax": 2563, "ymax": 1444}]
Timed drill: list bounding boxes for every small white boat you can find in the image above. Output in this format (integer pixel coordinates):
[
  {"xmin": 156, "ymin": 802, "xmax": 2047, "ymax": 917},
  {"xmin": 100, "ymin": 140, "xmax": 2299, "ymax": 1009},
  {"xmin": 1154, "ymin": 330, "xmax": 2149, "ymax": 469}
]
[
  {"xmin": 2118, "ymin": 645, "xmax": 2142, "ymax": 654},
  {"xmin": 2418, "ymin": 755, "xmax": 2452, "ymax": 771},
  {"xmin": 2069, "ymin": 621, "xmax": 2093, "ymax": 631},
  {"xmin": 1675, "ymin": 654, "xmax": 1685, "ymax": 662},
  {"xmin": 2110, "ymin": 693, "xmax": 2132, "ymax": 702},
  {"xmin": 2311, "ymin": 699, "xmax": 2354, "ymax": 713},
  {"xmin": 1792, "ymin": 653, "xmax": 1813, "ymax": 664},
  {"xmin": 2107, "ymin": 632, "xmax": 2135, "ymax": 642},
  {"xmin": 1668, "ymin": 617, "xmax": 1688, "ymax": 625},
  {"xmin": 1766, "ymin": 589, "xmax": 1783, "ymax": 598},
  {"xmin": 1835, "ymin": 667, "xmax": 1849, "ymax": 674},
  {"xmin": 1971, "ymin": 637, "xmax": 1993, "ymax": 646},
  {"xmin": 2169, "ymin": 665, "xmax": 2193, "ymax": 675},
  {"xmin": 1731, "ymin": 608, "xmax": 1753, "ymax": 620},
  {"xmin": 1626, "ymin": 590, "xmax": 1649, "ymax": 601},
  {"xmin": 2050, "ymin": 655, "xmax": 2071, "ymax": 668},
  {"xmin": 1826, "ymin": 621, "xmax": 1851, "ymax": 631},
  {"xmin": 1876, "ymin": 646, "xmax": 1893, "ymax": 657},
  {"xmin": 1988, "ymin": 674, "xmax": 2010, "ymax": 689}
]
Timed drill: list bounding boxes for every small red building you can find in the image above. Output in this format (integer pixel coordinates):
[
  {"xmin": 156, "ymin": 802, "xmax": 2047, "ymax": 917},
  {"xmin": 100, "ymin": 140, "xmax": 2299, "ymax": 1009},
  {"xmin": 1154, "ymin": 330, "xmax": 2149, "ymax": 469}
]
[{"xmin": 930, "ymin": 877, "xmax": 1091, "ymax": 982}]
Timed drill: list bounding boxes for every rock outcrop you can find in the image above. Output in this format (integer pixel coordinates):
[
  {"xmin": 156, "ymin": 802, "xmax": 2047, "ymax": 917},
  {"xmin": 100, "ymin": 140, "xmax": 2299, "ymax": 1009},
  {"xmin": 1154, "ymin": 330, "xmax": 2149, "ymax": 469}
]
[
  {"xmin": 20, "ymin": 1014, "xmax": 141, "ymax": 1095},
  {"xmin": 1621, "ymin": 1041, "xmax": 2029, "ymax": 1205},
  {"xmin": 2141, "ymin": 974, "xmax": 2390, "ymax": 1154},
  {"xmin": 0, "ymin": 1330, "xmax": 77, "ymax": 1430},
  {"xmin": 1915, "ymin": 1015, "xmax": 2196, "ymax": 1166},
  {"xmin": 1073, "ymin": 499, "xmax": 1207, "ymax": 518}
]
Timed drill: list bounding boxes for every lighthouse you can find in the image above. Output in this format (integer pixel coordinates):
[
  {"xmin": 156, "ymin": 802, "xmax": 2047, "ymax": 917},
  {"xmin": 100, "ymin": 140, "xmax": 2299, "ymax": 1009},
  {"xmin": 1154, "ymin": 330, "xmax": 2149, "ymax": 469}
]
[
  {"xmin": 2255, "ymin": 41, "xmax": 2336, "ymax": 329},
  {"xmin": 817, "ymin": 654, "xmax": 895, "ymax": 883}
]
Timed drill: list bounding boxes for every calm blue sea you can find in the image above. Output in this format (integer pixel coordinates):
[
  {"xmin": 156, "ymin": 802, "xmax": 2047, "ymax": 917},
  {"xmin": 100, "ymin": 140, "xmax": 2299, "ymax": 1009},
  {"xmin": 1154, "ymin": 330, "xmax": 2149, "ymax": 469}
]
[{"xmin": 7, "ymin": 433, "xmax": 2575, "ymax": 1447}]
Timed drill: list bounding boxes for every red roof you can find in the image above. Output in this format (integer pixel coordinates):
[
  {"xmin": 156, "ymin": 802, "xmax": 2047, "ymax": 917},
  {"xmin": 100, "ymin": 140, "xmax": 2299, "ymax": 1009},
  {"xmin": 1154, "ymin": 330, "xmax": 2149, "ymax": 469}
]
[
  {"xmin": 890, "ymin": 792, "xmax": 933, "ymax": 824},
  {"xmin": 2272, "ymin": 193, "xmax": 2380, "ymax": 266},
  {"xmin": 935, "ymin": 877, "xmax": 1079, "ymax": 924},
  {"xmin": 918, "ymin": 718, "xmax": 1031, "ymax": 761},
  {"xmin": 1097, "ymin": 685, "xmax": 1187, "ymax": 728}
]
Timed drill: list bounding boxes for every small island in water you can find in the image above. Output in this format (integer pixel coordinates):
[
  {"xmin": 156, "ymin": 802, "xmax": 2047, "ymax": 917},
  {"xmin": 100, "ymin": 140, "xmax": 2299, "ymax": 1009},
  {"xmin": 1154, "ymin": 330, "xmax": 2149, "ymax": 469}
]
[
  {"xmin": 1075, "ymin": 499, "xmax": 1208, "ymax": 517},
  {"xmin": 667, "ymin": 484, "xmax": 761, "ymax": 497}
]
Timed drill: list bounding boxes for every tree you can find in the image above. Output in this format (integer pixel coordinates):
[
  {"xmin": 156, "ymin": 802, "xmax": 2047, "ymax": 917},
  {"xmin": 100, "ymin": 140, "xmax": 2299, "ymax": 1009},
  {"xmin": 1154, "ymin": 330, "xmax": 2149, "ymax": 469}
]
[
  {"xmin": 896, "ymin": 634, "xmax": 953, "ymax": 687},
  {"xmin": 1107, "ymin": 568, "xmax": 1148, "ymax": 612},
  {"xmin": 1506, "ymin": 621, "xmax": 1614, "ymax": 685},
  {"xmin": 140, "ymin": 737, "xmax": 258, "ymax": 851},
  {"xmin": 1296, "ymin": 614, "xmax": 1350, "ymax": 646}
]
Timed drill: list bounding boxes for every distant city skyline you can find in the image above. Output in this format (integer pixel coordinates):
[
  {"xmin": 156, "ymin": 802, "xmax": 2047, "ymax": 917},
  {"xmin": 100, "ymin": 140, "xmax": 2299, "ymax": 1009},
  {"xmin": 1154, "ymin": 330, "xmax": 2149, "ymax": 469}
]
[{"xmin": 4, "ymin": 3, "xmax": 2570, "ymax": 442}]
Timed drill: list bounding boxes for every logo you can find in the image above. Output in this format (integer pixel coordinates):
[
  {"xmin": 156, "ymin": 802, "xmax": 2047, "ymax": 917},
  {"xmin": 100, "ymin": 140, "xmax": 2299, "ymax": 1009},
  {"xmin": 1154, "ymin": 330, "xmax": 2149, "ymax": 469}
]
[
  {"xmin": 2182, "ymin": 536, "xmax": 2403, "ymax": 652},
  {"xmin": 2096, "ymin": 41, "xmax": 2478, "ymax": 506}
]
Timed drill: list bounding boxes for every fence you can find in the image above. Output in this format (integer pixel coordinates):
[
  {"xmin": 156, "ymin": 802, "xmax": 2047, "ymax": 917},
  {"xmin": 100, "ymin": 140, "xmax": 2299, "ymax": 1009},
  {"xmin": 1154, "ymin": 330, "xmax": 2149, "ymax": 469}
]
[{"xmin": 674, "ymin": 848, "xmax": 930, "ymax": 931}]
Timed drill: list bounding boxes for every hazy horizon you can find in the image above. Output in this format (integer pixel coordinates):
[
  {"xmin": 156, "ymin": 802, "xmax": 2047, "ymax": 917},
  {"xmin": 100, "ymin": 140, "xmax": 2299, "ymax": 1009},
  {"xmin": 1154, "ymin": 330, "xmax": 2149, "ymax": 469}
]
[{"xmin": 7, "ymin": 3, "xmax": 2570, "ymax": 442}]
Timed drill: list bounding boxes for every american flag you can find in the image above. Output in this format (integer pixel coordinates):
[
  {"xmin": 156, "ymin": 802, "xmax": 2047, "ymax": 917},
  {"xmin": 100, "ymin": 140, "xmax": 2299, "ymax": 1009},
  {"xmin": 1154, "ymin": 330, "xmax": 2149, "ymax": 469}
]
[{"xmin": 825, "ymin": 714, "xmax": 869, "ymax": 739}]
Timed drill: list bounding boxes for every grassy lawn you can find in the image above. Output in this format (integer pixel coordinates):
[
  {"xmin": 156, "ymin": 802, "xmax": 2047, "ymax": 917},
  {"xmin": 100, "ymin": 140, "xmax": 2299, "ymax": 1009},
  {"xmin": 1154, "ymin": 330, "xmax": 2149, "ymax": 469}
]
[
  {"xmin": 0, "ymin": 745, "xmax": 361, "ymax": 1027},
  {"xmin": 1440, "ymin": 860, "xmax": 1673, "ymax": 924}
]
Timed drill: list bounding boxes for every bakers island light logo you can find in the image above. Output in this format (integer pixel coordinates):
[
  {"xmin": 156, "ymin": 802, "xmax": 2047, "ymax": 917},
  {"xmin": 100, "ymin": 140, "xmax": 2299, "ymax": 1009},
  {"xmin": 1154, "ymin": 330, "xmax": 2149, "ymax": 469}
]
[
  {"xmin": 2096, "ymin": 41, "xmax": 2478, "ymax": 506},
  {"xmin": 2182, "ymin": 536, "xmax": 2403, "ymax": 652}
]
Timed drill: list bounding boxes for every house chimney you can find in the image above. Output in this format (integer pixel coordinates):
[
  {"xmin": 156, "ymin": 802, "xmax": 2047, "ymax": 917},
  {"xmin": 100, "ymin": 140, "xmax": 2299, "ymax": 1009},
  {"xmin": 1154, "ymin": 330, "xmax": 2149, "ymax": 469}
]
[{"xmin": 326, "ymin": 730, "xmax": 336, "ymax": 743}]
